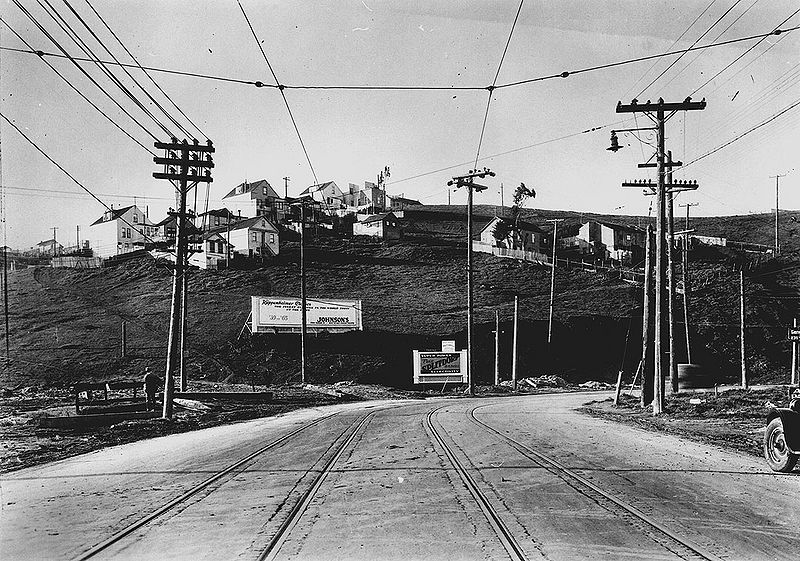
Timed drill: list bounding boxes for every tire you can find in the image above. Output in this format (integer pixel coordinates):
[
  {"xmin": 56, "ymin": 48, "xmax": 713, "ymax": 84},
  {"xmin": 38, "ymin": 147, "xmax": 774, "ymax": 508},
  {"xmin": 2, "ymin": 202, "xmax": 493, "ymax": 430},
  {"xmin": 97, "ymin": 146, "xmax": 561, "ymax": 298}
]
[{"xmin": 764, "ymin": 417, "xmax": 799, "ymax": 473}]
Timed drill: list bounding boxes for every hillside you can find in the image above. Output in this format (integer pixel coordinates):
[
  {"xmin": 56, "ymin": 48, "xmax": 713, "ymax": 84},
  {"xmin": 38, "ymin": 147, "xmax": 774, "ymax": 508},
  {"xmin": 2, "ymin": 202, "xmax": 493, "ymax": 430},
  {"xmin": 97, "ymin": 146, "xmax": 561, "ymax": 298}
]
[{"xmin": 3, "ymin": 206, "xmax": 800, "ymax": 391}]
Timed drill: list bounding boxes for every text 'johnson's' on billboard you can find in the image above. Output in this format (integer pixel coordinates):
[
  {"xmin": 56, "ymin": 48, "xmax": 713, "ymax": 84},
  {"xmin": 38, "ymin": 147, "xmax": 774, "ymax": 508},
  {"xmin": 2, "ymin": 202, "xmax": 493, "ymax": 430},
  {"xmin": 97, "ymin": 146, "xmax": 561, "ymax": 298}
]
[{"xmin": 251, "ymin": 296, "xmax": 363, "ymax": 333}]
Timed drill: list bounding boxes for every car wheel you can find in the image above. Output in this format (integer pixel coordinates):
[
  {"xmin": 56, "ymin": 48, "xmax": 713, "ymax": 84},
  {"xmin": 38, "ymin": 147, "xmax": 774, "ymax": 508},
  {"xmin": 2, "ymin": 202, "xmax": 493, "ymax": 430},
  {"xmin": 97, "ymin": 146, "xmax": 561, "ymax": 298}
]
[{"xmin": 764, "ymin": 417, "xmax": 798, "ymax": 473}]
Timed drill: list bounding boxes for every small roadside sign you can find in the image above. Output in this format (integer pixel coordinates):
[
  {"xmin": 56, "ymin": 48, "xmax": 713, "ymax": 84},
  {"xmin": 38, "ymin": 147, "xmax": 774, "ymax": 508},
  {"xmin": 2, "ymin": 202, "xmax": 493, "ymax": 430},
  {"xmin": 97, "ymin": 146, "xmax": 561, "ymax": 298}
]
[
  {"xmin": 441, "ymin": 340, "xmax": 456, "ymax": 352},
  {"xmin": 788, "ymin": 328, "xmax": 800, "ymax": 342}
]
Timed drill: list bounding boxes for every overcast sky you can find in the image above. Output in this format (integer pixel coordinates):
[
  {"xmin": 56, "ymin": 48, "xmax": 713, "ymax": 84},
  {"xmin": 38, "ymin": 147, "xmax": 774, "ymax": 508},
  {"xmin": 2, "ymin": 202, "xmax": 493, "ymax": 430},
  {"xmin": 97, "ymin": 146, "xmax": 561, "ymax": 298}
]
[{"xmin": 2, "ymin": 0, "xmax": 798, "ymax": 248}]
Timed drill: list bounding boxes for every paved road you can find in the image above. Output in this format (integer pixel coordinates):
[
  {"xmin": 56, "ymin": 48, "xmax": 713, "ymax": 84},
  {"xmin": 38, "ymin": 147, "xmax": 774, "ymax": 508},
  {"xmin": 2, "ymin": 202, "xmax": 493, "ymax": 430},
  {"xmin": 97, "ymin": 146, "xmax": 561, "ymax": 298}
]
[{"xmin": 2, "ymin": 393, "xmax": 798, "ymax": 560}]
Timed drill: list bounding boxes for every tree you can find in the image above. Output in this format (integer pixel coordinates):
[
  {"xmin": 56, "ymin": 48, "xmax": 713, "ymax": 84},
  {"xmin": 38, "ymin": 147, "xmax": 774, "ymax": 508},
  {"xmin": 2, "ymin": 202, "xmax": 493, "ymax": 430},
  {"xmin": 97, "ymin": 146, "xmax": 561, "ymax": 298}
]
[
  {"xmin": 509, "ymin": 183, "xmax": 536, "ymax": 249},
  {"xmin": 492, "ymin": 219, "xmax": 513, "ymax": 247}
]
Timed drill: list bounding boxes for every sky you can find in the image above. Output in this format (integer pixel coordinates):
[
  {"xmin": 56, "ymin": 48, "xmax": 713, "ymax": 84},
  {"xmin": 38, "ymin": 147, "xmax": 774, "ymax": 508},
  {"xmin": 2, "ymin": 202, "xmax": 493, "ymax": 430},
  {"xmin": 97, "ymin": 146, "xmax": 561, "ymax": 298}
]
[{"xmin": 1, "ymin": 0, "xmax": 798, "ymax": 249}]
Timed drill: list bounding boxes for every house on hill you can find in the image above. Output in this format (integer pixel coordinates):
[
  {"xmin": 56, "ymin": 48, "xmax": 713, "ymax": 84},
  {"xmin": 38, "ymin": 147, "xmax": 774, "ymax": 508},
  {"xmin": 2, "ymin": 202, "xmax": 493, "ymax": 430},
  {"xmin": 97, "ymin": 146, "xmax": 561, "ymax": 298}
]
[
  {"xmin": 353, "ymin": 212, "xmax": 401, "ymax": 240},
  {"xmin": 188, "ymin": 232, "xmax": 230, "ymax": 270},
  {"xmin": 35, "ymin": 239, "xmax": 63, "ymax": 256},
  {"xmin": 570, "ymin": 220, "xmax": 646, "ymax": 264},
  {"xmin": 300, "ymin": 181, "xmax": 345, "ymax": 211},
  {"xmin": 210, "ymin": 215, "xmax": 280, "ymax": 258},
  {"xmin": 386, "ymin": 194, "xmax": 422, "ymax": 211},
  {"xmin": 222, "ymin": 179, "xmax": 288, "ymax": 223},
  {"xmin": 88, "ymin": 205, "xmax": 154, "ymax": 259},
  {"xmin": 477, "ymin": 216, "xmax": 548, "ymax": 253},
  {"xmin": 195, "ymin": 208, "xmax": 240, "ymax": 231}
]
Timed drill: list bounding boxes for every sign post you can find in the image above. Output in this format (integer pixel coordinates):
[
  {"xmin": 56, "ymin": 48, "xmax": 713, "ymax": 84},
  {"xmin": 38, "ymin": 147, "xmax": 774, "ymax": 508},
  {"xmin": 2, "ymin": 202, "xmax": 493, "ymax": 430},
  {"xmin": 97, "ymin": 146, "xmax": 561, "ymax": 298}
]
[{"xmin": 789, "ymin": 320, "xmax": 800, "ymax": 385}]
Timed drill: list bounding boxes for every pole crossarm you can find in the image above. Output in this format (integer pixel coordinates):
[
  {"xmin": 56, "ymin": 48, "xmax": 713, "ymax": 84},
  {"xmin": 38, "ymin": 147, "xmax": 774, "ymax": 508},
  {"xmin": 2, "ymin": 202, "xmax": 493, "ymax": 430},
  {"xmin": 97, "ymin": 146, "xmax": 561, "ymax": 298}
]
[
  {"xmin": 622, "ymin": 180, "xmax": 699, "ymax": 194},
  {"xmin": 638, "ymin": 161, "xmax": 682, "ymax": 169},
  {"xmin": 616, "ymin": 97, "xmax": 706, "ymax": 113}
]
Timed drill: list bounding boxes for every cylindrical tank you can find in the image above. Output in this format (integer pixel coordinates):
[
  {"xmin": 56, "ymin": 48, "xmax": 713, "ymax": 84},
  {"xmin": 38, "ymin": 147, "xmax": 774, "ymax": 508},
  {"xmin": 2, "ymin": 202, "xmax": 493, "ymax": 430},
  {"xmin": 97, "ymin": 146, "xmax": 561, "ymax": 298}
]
[{"xmin": 677, "ymin": 363, "xmax": 710, "ymax": 390}]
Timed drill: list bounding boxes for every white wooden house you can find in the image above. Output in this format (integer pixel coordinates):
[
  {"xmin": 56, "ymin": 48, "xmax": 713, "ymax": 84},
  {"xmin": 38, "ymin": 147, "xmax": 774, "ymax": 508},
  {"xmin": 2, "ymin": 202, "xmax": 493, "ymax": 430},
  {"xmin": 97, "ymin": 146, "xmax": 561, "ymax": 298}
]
[
  {"xmin": 353, "ymin": 212, "xmax": 401, "ymax": 240},
  {"xmin": 477, "ymin": 216, "xmax": 547, "ymax": 253},
  {"xmin": 89, "ymin": 205, "xmax": 155, "ymax": 259}
]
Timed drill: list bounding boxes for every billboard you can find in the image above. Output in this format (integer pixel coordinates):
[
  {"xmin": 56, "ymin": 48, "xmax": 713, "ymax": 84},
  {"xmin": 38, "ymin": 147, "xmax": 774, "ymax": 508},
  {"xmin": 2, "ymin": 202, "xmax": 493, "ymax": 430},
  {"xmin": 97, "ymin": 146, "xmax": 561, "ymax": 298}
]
[
  {"xmin": 251, "ymin": 296, "xmax": 363, "ymax": 333},
  {"xmin": 412, "ymin": 350, "xmax": 467, "ymax": 384}
]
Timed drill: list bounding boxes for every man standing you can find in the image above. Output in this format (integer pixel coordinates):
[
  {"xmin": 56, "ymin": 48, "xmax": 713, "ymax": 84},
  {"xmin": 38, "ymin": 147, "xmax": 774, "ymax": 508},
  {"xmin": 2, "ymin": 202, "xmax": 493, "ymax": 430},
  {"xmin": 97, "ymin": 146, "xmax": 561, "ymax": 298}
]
[{"xmin": 143, "ymin": 367, "xmax": 161, "ymax": 411}]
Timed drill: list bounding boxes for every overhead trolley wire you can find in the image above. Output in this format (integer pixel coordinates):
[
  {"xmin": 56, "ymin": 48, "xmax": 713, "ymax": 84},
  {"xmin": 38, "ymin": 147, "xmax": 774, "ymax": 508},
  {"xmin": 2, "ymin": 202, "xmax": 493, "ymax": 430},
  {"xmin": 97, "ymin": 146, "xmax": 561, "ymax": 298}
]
[
  {"xmin": 34, "ymin": 0, "xmax": 175, "ymax": 139},
  {"xmin": 624, "ymin": 0, "xmax": 719, "ymax": 98},
  {"xmin": 82, "ymin": 0, "xmax": 208, "ymax": 141},
  {"xmin": 12, "ymin": 0, "xmax": 160, "ymax": 142},
  {"xmin": 60, "ymin": 0, "xmax": 193, "ymax": 139},
  {"xmin": 636, "ymin": 0, "xmax": 744, "ymax": 98},
  {"xmin": 0, "ymin": 110, "xmax": 174, "ymax": 256},
  {"xmin": 0, "ymin": 17, "xmax": 155, "ymax": 156},
  {"xmin": 691, "ymin": 7, "xmax": 800, "ymax": 96},
  {"xmin": 657, "ymin": 0, "xmax": 762, "ymax": 93},
  {"xmin": 2, "ymin": 24, "xmax": 797, "ymax": 94},
  {"xmin": 474, "ymin": 0, "xmax": 525, "ymax": 168},
  {"xmin": 237, "ymin": 0, "xmax": 320, "ymax": 186}
]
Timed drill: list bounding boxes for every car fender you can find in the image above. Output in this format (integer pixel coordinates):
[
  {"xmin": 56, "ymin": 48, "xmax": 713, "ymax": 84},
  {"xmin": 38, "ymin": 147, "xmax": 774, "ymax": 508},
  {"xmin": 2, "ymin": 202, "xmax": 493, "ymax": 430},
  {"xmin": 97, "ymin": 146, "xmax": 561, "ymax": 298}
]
[{"xmin": 767, "ymin": 407, "xmax": 800, "ymax": 453}]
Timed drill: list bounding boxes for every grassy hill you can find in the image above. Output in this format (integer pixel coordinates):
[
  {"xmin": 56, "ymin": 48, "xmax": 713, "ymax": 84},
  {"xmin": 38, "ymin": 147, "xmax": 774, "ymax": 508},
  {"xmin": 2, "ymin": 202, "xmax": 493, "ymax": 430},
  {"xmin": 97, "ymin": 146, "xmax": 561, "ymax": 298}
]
[{"xmin": 3, "ymin": 205, "xmax": 800, "ymax": 391}]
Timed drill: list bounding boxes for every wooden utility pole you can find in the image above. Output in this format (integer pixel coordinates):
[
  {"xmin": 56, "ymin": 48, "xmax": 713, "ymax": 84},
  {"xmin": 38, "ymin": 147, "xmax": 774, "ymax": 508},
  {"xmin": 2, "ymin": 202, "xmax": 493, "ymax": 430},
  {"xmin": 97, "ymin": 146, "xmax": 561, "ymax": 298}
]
[
  {"xmin": 283, "ymin": 176, "xmax": 290, "ymax": 199},
  {"xmin": 679, "ymin": 202, "xmax": 698, "ymax": 363},
  {"xmin": 448, "ymin": 168, "xmax": 495, "ymax": 395},
  {"xmin": 546, "ymin": 219, "xmax": 564, "ymax": 345},
  {"xmin": 740, "ymin": 270, "xmax": 748, "ymax": 389},
  {"xmin": 51, "ymin": 227, "xmax": 58, "ymax": 256},
  {"xmin": 300, "ymin": 198, "xmax": 307, "ymax": 384},
  {"xmin": 179, "ymin": 265, "xmax": 188, "ymax": 392},
  {"xmin": 512, "ymin": 295, "xmax": 519, "ymax": 391},
  {"xmin": 121, "ymin": 321, "xmax": 127, "ymax": 358},
  {"xmin": 665, "ymin": 151, "xmax": 677, "ymax": 394},
  {"xmin": 153, "ymin": 138, "xmax": 214, "ymax": 418},
  {"xmin": 772, "ymin": 174, "xmax": 786, "ymax": 255},
  {"xmin": 494, "ymin": 309, "xmax": 500, "ymax": 386},
  {"xmin": 616, "ymin": 97, "xmax": 706, "ymax": 415},
  {"xmin": 641, "ymin": 225, "xmax": 653, "ymax": 407},
  {"xmin": 792, "ymin": 318, "xmax": 798, "ymax": 386}
]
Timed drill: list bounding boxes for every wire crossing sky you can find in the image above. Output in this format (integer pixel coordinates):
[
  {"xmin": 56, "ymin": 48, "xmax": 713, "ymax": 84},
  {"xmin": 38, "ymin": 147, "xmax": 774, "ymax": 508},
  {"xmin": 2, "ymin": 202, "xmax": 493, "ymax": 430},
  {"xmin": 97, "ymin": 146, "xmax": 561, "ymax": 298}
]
[{"xmin": 1, "ymin": 0, "xmax": 798, "ymax": 249}]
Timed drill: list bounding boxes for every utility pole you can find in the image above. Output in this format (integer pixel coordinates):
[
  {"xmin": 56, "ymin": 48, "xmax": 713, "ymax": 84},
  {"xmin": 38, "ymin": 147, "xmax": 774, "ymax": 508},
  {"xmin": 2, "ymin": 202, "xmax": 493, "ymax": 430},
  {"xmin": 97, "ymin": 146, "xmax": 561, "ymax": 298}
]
[
  {"xmin": 740, "ymin": 269, "xmax": 748, "ymax": 389},
  {"xmin": 300, "ymin": 198, "xmax": 308, "ymax": 384},
  {"xmin": 512, "ymin": 295, "xmax": 519, "ymax": 391},
  {"xmin": 665, "ymin": 151, "xmax": 677, "ymax": 394},
  {"xmin": 494, "ymin": 310, "xmax": 500, "ymax": 386},
  {"xmin": 771, "ymin": 174, "xmax": 786, "ymax": 255},
  {"xmin": 679, "ymin": 202, "xmax": 698, "ymax": 363},
  {"xmin": 76, "ymin": 225, "xmax": 80, "ymax": 250},
  {"xmin": 792, "ymin": 318, "xmax": 798, "ymax": 386},
  {"xmin": 283, "ymin": 176, "xmax": 290, "ymax": 199},
  {"xmin": 616, "ymin": 97, "xmax": 706, "ymax": 415},
  {"xmin": 448, "ymin": 168, "xmax": 495, "ymax": 395},
  {"xmin": 500, "ymin": 182, "xmax": 504, "ymax": 213},
  {"xmin": 51, "ymin": 227, "xmax": 58, "ymax": 256},
  {"xmin": 641, "ymin": 225, "xmax": 653, "ymax": 407},
  {"xmin": 153, "ymin": 138, "xmax": 214, "ymax": 418},
  {"xmin": 546, "ymin": 219, "xmax": 564, "ymax": 345}
]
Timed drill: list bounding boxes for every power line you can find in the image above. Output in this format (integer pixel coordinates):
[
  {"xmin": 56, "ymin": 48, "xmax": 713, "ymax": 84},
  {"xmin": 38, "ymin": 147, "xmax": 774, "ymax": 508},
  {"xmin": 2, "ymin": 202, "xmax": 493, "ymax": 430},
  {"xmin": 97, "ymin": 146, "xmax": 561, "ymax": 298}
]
[
  {"xmin": 12, "ymin": 0, "xmax": 160, "ymax": 142},
  {"xmin": 0, "ymin": 110, "xmax": 173, "ymax": 255},
  {"xmin": 623, "ymin": 0, "xmax": 719, "ymax": 98},
  {"xmin": 494, "ymin": 26, "xmax": 799, "ymax": 89},
  {"xmin": 237, "ymin": 0, "xmax": 319, "ymax": 186},
  {"xmin": 475, "ymin": 0, "xmax": 524, "ymax": 167},
  {"xmin": 636, "ymin": 0, "xmax": 744, "ymax": 98},
  {"xmin": 691, "ymin": 8, "xmax": 800, "ymax": 96},
  {"xmin": 82, "ymin": 0, "xmax": 208, "ymax": 141},
  {"xmin": 682, "ymin": 96, "xmax": 800, "ymax": 170},
  {"xmin": 0, "ymin": 17, "xmax": 155, "ymax": 156},
  {"xmin": 61, "ymin": 0, "xmax": 193, "ymax": 139},
  {"xmin": 34, "ymin": 0, "xmax": 175, "ymax": 138},
  {"xmin": 3, "ymin": 25, "xmax": 796, "ymax": 94}
]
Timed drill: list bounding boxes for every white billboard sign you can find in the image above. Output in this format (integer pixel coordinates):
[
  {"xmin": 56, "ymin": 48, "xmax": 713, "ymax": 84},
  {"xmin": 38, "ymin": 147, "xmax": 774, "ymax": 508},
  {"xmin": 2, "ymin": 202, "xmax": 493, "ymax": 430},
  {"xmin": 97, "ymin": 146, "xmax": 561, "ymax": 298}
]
[
  {"xmin": 251, "ymin": 296, "xmax": 363, "ymax": 333},
  {"xmin": 413, "ymin": 350, "xmax": 467, "ymax": 384}
]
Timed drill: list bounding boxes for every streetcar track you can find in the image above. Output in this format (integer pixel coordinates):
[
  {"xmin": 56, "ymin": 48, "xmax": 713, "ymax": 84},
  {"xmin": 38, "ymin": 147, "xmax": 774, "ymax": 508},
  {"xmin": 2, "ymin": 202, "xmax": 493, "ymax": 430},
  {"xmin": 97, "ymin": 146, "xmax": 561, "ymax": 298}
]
[
  {"xmin": 257, "ymin": 412, "xmax": 375, "ymax": 561},
  {"xmin": 425, "ymin": 405, "xmax": 529, "ymax": 561},
  {"xmin": 469, "ymin": 404, "xmax": 725, "ymax": 561},
  {"xmin": 72, "ymin": 411, "xmax": 342, "ymax": 561}
]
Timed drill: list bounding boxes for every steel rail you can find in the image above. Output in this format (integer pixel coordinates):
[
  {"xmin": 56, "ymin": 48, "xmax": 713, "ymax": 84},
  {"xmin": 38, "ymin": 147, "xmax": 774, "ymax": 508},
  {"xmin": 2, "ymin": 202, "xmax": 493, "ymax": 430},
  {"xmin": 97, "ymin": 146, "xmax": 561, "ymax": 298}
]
[
  {"xmin": 72, "ymin": 411, "xmax": 341, "ymax": 561},
  {"xmin": 425, "ymin": 406, "xmax": 528, "ymax": 561},
  {"xmin": 258, "ymin": 412, "xmax": 375, "ymax": 561},
  {"xmin": 469, "ymin": 405, "xmax": 724, "ymax": 561}
]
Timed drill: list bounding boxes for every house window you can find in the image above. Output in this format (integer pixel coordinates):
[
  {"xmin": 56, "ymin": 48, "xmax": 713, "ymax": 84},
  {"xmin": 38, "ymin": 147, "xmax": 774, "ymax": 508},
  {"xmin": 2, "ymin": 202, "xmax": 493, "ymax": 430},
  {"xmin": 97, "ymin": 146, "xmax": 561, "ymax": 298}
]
[
  {"xmin": 251, "ymin": 232, "xmax": 257, "ymax": 242},
  {"xmin": 215, "ymin": 217, "xmax": 220, "ymax": 226},
  {"xmin": 270, "ymin": 234, "xmax": 275, "ymax": 244},
  {"xmin": 133, "ymin": 214, "xmax": 138, "ymax": 223},
  {"xmin": 127, "ymin": 228, "xmax": 132, "ymax": 238},
  {"xmin": 263, "ymin": 187, "xmax": 268, "ymax": 195}
]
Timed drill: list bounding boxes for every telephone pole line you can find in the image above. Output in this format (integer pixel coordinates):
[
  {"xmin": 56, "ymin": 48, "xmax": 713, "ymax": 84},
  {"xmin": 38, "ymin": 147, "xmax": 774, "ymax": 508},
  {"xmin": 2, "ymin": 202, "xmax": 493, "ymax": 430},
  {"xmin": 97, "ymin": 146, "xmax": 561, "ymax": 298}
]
[
  {"xmin": 678, "ymin": 202, "xmax": 698, "ymax": 363},
  {"xmin": 546, "ymin": 219, "xmax": 564, "ymax": 345},
  {"xmin": 771, "ymin": 174, "xmax": 786, "ymax": 255},
  {"xmin": 51, "ymin": 227, "xmax": 58, "ymax": 256},
  {"xmin": 615, "ymin": 97, "xmax": 706, "ymax": 414},
  {"xmin": 448, "ymin": 168, "xmax": 495, "ymax": 395},
  {"xmin": 283, "ymin": 176, "xmax": 290, "ymax": 199},
  {"xmin": 153, "ymin": 138, "xmax": 214, "ymax": 418}
]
